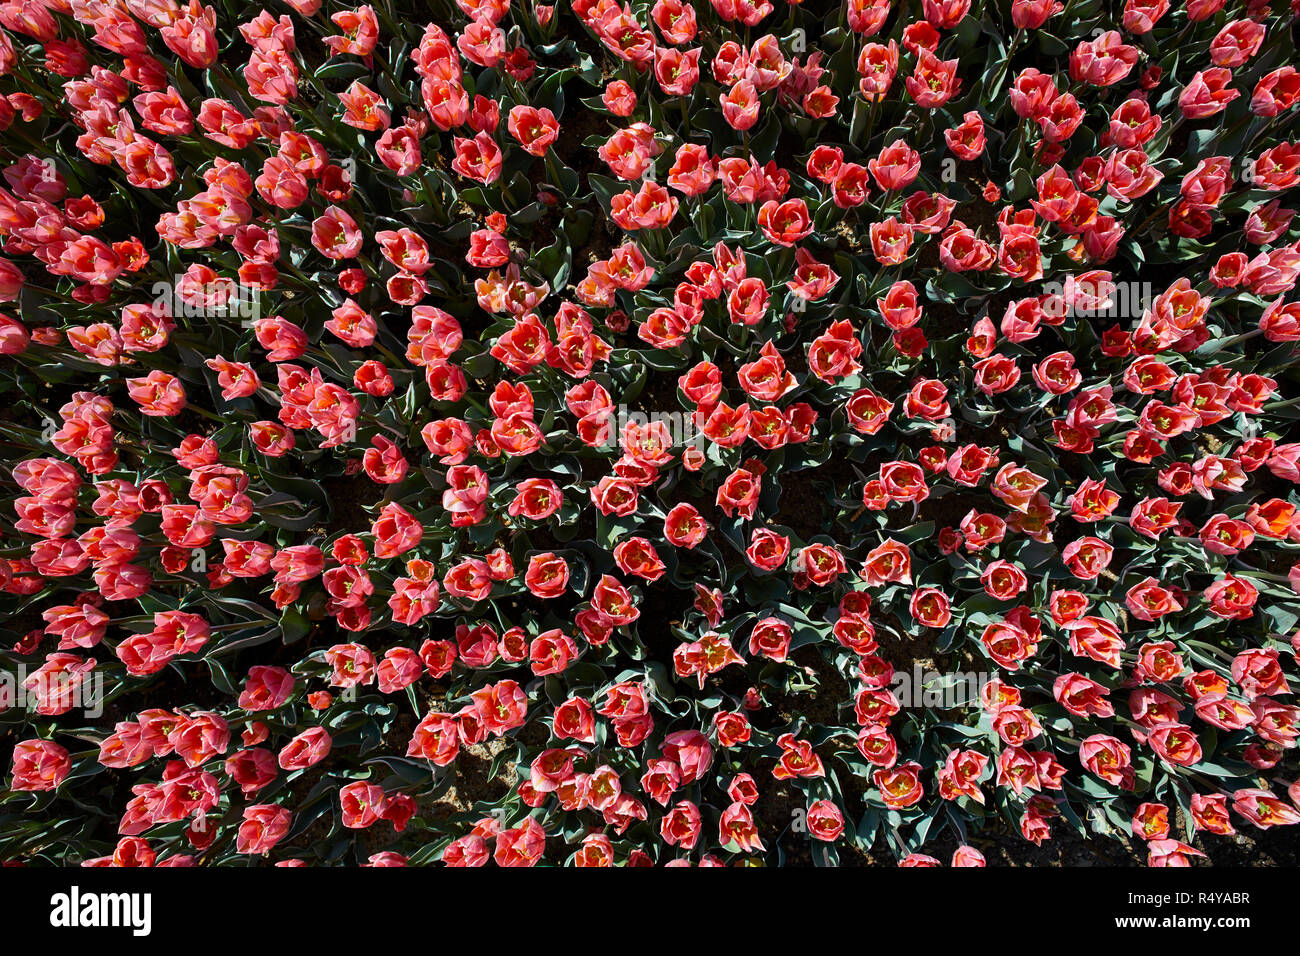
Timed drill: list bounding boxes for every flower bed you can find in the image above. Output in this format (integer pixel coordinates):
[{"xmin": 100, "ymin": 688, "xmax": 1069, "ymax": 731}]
[{"xmin": 1, "ymin": 0, "xmax": 1299, "ymax": 867}]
